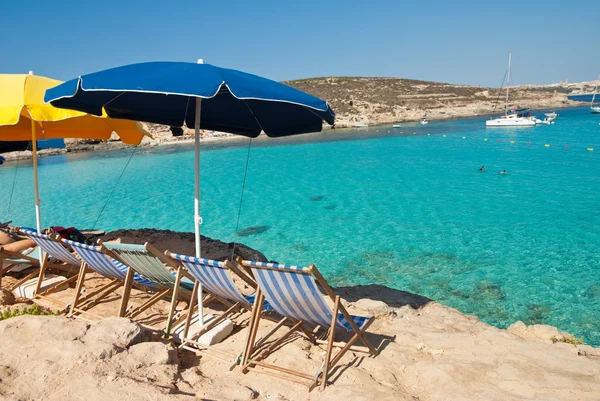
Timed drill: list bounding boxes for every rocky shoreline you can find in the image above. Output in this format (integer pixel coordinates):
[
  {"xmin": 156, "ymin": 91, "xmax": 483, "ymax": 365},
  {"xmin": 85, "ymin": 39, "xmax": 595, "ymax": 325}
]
[
  {"xmin": 1, "ymin": 229, "xmax": 599, "ymax": 400},
  {"xmin": 2, "ymin": 75, "xmax": 595, "ymax": 162}
]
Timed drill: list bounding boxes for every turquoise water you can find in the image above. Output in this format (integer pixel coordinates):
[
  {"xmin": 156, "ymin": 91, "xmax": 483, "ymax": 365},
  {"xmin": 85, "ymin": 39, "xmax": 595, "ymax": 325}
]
[{"xmin": 2, "ymin": 107, "xmax": 599, "ymax": 344}]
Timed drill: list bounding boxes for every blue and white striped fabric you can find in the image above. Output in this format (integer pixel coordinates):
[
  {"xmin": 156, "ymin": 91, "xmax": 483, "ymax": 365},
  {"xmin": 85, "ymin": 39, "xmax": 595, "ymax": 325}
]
[
  {"xmin": 245, "ymin": 261, "xmax": 370, "ymax": 331},
  {"xmin": 169, "ymin": 253, "xmax": 272, "ymax": 310},
  {"xmin": 63, "ymin": 239, "xmax": 155, "ymax": 287},
  {"xmin": 22, "ymin": 229, "xmax": 80, "ymax": 267}
]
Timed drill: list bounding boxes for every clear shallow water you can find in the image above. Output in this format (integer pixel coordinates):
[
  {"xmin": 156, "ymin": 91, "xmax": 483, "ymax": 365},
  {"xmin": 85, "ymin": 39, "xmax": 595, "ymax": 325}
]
[{"xmin": 2, "ymin": 107, "xmax": 599, "ymax": 344}]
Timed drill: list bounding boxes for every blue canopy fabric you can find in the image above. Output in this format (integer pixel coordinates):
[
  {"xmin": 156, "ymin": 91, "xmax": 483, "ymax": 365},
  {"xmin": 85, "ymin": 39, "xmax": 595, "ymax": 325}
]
[{"xmin": 45, "ymin": 62, "xmax": 335, "ymax": 137}]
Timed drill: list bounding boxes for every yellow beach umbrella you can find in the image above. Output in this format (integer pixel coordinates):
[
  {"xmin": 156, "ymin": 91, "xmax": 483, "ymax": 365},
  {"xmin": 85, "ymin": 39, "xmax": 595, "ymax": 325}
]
[{"xmin": 0, "ymin": 72, "xmax": 147, "ymax": 233}]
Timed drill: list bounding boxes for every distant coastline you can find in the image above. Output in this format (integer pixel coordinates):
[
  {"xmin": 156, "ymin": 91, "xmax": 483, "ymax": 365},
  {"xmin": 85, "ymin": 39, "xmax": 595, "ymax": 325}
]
[{"xmin": 0, "ymin": 103, "xmax": 591, "ymax": 163}]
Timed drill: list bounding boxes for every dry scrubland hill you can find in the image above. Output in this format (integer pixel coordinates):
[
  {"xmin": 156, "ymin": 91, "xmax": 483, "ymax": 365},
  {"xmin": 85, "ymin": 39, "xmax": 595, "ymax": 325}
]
[{"xmin": 284, "ymin": 77, "xmax": 591, "ymax": 127}]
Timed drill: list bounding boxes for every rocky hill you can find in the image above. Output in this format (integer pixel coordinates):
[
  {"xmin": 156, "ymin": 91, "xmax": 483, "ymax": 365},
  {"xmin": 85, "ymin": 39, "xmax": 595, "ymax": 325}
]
[{"xmin": 284, "ymin": 77, "xmax": 598, "ymax": 127}]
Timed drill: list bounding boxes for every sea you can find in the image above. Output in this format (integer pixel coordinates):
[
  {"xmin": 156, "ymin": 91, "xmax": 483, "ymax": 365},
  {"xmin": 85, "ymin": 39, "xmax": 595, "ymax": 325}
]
[{"xmin": 1, "ymin": 106, "xmax": 599, "ymax": 345}]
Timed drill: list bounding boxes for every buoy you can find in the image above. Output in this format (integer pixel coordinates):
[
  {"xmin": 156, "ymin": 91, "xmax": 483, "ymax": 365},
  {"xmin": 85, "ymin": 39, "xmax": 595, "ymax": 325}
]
[
  {"xmin": 462, "ymin": 136, "xmax": 466, "ymax": 139},
  {"xmin": 484, "ymin": 138, "xmax": 488, "ymax": 141},
  {"xmin": 588, "ymin": 148, "xmax": 594, "ymax": 151},
  {"xmin": 510, "ymin": 141, "xmax": 515, "ymax": 144},
  {"xmin": 545, "ymin": 144, "xmax": 550, "ymax": 147},
  {"xmin": 564, "ymin": 146, "xmax": 569, "ymax": 149},
  {"xmin": 443, "ymin": 135, "xmax": 446, "ymax": 138}
]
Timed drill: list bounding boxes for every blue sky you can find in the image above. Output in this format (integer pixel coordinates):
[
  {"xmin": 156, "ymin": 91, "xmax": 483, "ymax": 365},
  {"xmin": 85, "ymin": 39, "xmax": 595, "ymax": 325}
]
[{"xmin": 2, "ymin": 0, "xmax": 598, "ymax": 87}]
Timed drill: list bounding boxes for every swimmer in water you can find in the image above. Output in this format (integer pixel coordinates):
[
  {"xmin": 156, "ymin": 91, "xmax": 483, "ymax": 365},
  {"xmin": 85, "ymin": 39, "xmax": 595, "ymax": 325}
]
[
  {"xmin": 499, "ymin": 170, "xmax": 507, "ymax": 175},
  {"xmin": 479, "ymin": 166, "xmax": 485, "ymax": 172}
]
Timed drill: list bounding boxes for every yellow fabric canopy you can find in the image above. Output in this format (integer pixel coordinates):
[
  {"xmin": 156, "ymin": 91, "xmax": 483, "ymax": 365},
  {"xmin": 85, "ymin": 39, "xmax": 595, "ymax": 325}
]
[{"xmin": 0, "ymin": 73, "xmax": 147, "ymax": 144}]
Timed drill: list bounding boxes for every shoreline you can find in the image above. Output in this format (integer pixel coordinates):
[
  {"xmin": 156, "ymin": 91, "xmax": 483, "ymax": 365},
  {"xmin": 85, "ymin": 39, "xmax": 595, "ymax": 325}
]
[{"xmin": 0, "ymin": 104, "xmax": 590, "ymax": 164}]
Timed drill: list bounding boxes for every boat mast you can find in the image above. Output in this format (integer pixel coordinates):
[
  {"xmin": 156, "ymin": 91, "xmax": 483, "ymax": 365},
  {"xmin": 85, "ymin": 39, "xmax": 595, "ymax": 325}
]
[
  {"xmin": 505, "ymin": 53, "xmax": 511, "ymax": 116},
  {"xmin": 591, "ymin": 74, "xmax": 599, "ymax": 108}
]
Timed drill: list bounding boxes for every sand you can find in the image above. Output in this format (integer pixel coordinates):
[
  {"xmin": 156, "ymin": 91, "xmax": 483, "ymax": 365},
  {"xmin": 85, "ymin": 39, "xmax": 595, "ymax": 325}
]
[{"xmin": 1, "ymin": 230, "xmax": 599, "ymax": 400}]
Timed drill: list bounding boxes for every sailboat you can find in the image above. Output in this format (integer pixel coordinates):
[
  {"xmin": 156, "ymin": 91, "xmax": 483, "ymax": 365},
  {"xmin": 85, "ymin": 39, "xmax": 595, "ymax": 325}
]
[
  {"xmin": 591, "ymin": 75, "xmax": 600, "ymax": 113},
  {"xmin": 486, "ymin": 53, "xmax": 536, "ymax": 127}
]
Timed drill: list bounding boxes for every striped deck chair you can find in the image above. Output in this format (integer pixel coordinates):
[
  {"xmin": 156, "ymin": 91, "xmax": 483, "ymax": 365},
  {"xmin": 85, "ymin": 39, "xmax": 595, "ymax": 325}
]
[
  {"xmin": 0, "ymin": 246, "xmax": 40, "ymax": 290},
  {"xmin": 64, "ymin": 239, "xmax": 168, "ymax": 321},
  {"xmin": 100, "ymin": 242, "xmax": 196, "ymax": 336},
  {"xmin": 20, "ymin": 229, "xmax": 82, "ymax": 307},
  {"xmin": 239, "ymin": 260, "xmax": 378, "ymax": 391},
  {"xmin": 168, "ymin": 252, "xmax": 280, "ymax": 364}
]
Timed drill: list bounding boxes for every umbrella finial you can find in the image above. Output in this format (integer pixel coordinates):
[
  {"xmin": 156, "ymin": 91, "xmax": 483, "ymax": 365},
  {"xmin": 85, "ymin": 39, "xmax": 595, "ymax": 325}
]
[
  {"xmin": 197, "ymin": 59, "xmax": 204, "ymax": 64},
  {"xmin": 28, "ymin": 71, "xmax": 34, "ymax": 75}
]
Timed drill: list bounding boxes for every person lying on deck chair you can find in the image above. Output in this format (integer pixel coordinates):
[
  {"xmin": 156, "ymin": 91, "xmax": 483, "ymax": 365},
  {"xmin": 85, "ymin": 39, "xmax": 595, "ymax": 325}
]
[{"xmin": 0, "ymin": 231, "xmax": 35, "ymax": 253}]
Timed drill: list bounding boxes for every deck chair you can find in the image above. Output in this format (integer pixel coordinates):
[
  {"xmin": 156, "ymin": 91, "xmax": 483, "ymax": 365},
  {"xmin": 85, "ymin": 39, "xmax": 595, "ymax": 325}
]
[
  {"xmin": 100, "ymin": 241, "xmax": 197, "ymax": 336},
  {"xmin": 20, "ymin": 229, "xmax": 82, "ymax": 306},
  {"xmin": 239, "ymin": 260, "xmax": 378, "ymax": 391},
  {"xmin": 0, "ymin": 246, "xmax": 40, "ymax": 290},
  {"xmin": 63, "ymin": 239, "xmax": 175, "ymax": 321},
  {"xmin": 167, "ymin": 252, "xmax": 282, "ymax": 366}
]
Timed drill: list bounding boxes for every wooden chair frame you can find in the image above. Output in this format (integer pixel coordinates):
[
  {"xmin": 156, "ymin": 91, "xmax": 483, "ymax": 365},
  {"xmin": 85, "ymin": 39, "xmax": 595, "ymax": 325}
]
[
  {"xmin": 239, "ymin": 261, "xmax": 378, "ymax": 391},
  {"xmin": 167, "ymin": 254, "xmax": 295, "ymax": 368},
  {"xmin": 99, "ymin": 241, "xmax": 196, "ymax": 336},
  {"xmin": 0, "ymin": 246, "xmax": 40, "ymax": 290}
]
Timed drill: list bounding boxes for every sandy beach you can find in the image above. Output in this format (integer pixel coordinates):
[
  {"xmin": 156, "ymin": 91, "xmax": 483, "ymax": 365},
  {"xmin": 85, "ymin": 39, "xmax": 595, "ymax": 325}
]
[{"xmin": 1, "ymin": 229, "xmax": 599, "ymax": 401}]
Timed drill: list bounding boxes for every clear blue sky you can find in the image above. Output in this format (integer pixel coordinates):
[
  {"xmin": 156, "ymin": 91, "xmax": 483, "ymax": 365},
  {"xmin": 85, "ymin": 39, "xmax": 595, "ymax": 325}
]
[{"xmin": 2, "ymin": 0, "xmax": 598, "ymax": 87}]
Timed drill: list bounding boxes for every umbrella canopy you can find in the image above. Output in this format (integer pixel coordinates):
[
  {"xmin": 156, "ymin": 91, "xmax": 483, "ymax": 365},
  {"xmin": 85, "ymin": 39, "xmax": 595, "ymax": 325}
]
[
  {"xmin": 44, "ymin": 61, "xmax": 335, "ymax": 325},
  {"xmin": 1, "ymin": 74, "xmax": 146, "ymax": 144},
  {"xmin": 0, "ymin": 73, "xmax": 148, "ymax": 234},
  {"xmin": 45, "ymin": 61, "xmax": 335, "ymax": 136}
]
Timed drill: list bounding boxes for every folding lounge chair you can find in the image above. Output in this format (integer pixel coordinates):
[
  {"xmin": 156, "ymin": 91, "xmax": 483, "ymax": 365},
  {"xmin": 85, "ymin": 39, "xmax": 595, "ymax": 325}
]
[
  {"xmin": 63, "ymin": 239, "xmax": 176, "ymax": 321},
  {"xmin": 167, "ymin": 252, "xmax": 281, "ymax": 365},
  {"xmin": 0, "ymin": 246, "xmax": 40, "ymax": 290},
  {"xmin": 20, "ymin": 229, "xmax": 82, "ymax": 306},
  {"xmin": 239, "ymin": 260, "xmax": 378, "ymax": 391},
  {"xmin": 100, "ymin": 241, "xmax": 197, "ymax": 336}
]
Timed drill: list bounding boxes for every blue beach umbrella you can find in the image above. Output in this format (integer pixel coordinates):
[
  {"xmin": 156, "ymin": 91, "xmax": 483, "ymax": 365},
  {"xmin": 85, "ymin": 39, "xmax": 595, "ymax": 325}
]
[
  {"xmin": 45, "ymin": 60, "xmax": 335, "ymax": 256},
  {"xmin": 45, "ymin": 60, "xmax": 335, "ymax": 323}
]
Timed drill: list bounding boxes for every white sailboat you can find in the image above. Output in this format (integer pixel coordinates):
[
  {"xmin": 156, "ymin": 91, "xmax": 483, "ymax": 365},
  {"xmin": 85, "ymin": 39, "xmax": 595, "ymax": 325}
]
[
  {"xmin": 591, "ymin": 75, "xmax": 600, "ymax": 113},
  {"xmin": 486, "ymin": 53, "xmax": 536, "ymax": 127}
]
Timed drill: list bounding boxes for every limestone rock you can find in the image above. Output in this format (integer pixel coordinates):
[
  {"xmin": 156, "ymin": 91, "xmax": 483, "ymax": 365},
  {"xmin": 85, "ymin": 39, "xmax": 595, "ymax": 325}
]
[
  {"xmin": 127, "ymin": 342, "xmax": 178, "ymax": 368},
  {"xmin": 507, "ymin": 321, "xmax": 565, "ymax": 343},
  {"xmin": 82, "ymin": 317, "xmax": 152, "ymax": 358},
  {"xmin": 354, "ymin": 298, "xmax": 395, "ymax": 317}
]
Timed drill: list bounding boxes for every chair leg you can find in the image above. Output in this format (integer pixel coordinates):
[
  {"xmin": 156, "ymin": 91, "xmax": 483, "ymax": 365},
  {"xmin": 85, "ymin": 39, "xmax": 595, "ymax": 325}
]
[
  {"xmin": 242, "ymin": 288, "xmax": 264, "ymax": 373},
  {"xmin": 320, "ymin": 296, "xmax": 340, "ymax": 391},
  {"xmin": 181, "ymin": 280, "xmax": 199, "ymax": 342},
  {"xmin": 118, "ymin": 266, "xmax": 135, "ymax": 317},
  {"xmin": 33, "ymin": 252, "xmax": 50, "ymax": 296},
  {"xmin": 165, "ymin": 266, "xmax": 183, "ymax": 338},
  {"xmin": 329, "ymin": 317, "xmax": 376, "ymax": 369},
  {"xmin": 338, "ymin": 305, "xmax": 379, "ymax": 356}
]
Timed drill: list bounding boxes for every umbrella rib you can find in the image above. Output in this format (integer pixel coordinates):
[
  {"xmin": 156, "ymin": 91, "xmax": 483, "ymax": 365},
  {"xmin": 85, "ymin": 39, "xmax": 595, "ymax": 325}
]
[
  {"xmin": 102, "ymin": 91, "xmax": 128, "ymax": 111},
  {"xmin": 241, "ymin": 99, "xmax": 265, "ymax": 134},
  {"xmin": 182, "ymin": 96, "xmax": 192, "ymax": 127}
]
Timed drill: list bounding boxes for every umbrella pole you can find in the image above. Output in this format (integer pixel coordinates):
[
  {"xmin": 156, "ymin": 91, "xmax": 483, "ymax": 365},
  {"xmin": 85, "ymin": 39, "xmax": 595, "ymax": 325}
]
[
  {"xmin": 194, "ymin": 96, "xmax": 204, "ymax": 326},
  {"xmin": 30, "ymin": 121, "xmax": 42, "ymax": 234}
]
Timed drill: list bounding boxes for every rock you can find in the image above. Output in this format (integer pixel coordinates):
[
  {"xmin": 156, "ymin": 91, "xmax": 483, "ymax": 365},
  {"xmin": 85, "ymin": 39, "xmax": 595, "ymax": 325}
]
[
  {"xmin": 0, "ymin": 289, "xmax": 15, "ymax": 306},
  {"xmin": 127, "ymin": 342, "xmax": 178, "ymax": 368},
  {"xmin": 507, "ymin": 321, "xmax": 565, "ymax": 343},
  {"xmin": 354, "ymin": 298, "xmax": 395, "ymax": 317},
  {"xmin": 82, "ymin": 317, "xmax": 152, "ymax": 358},
  {"xmin": 578, "ymin": 345, "xmax": 600, "ymax": 359}
]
